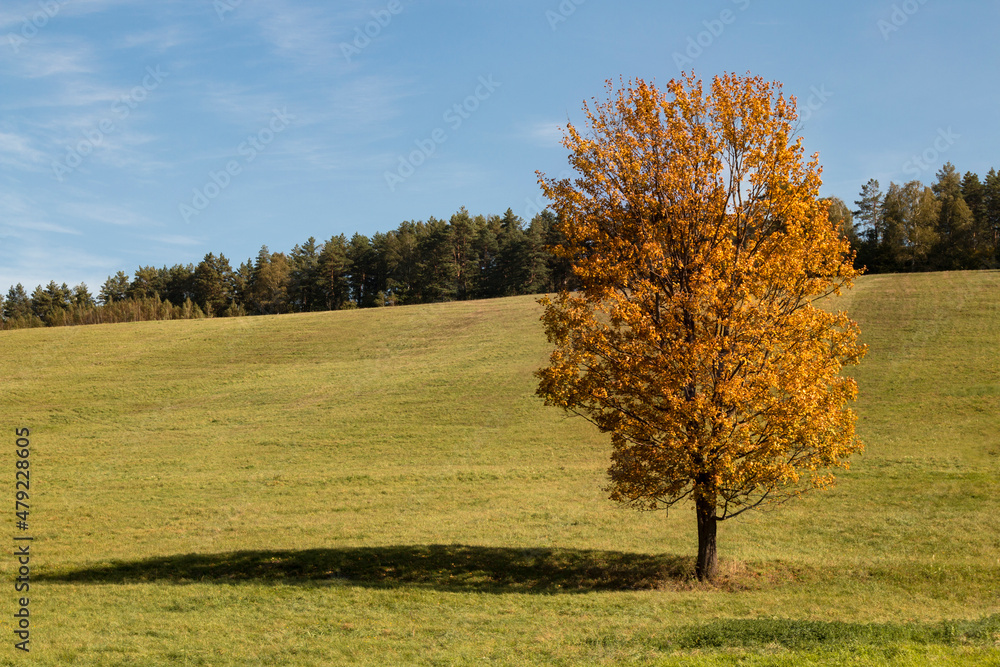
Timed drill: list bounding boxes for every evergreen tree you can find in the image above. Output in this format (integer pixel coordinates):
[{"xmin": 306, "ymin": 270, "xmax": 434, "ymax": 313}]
[
  {"xmin": 415, "ymin": 217, "xmax": 457, "ymax": 303},
  {"xmin": 231, "ymin": 259, "xmax": 254, "ymax": 311},
  {"xmin": 879, "ymin": 183, "xmax": 911, "ymax": 271},
  {"xmin": 71, "ymin": 283, "xmax": 95, "ymax": 308},
  {"xmin": 853, "ymin": 179, "xmax": 883, "ymax": 243},
  {"xmin": 537, "ymin": 209, "xmax": 576, "ymax": 291},
  {"xmin": 193, "ymin": 253, "xmax": 234, "ymax": 316},
  {"xmin": 250, "ymin": 246, "xmax": 291, "ymax": 314},
  {"xmin": 348, "ymin": 234, "xmax": 379, "ymax": 307},
  {"xmin": 853, "ymin": 179, "xmax": 883, "ymax": 271},
  {"xmin": 493, "ymin": 208, "xmax": 530, "ymax": 296},
  {"xmin": 31, "ymin": 281, "xmax": 71, "ymax": 322},
  {"xmin": 385, "ymin": 223, "xmax": 419, "ymax": 303},
  {"xmin": 99, "ymin": 271, "xmax": 130, "ymax": 304},
  {"xmin": 932, "ymin": 163, "xmax": 975, "ymax": 269},
  {"xmin": 368, "ymin": 231, "xmax": 393, "ymax": 304},
  {"xmin": 475, "ymin": 214, "xmax": 504, "ymax": 297},
  {"xmin": 448, "ymin": 207, "xmax": 481, "ymax": 300},
  {"xmin": 984, "ymin": 168, "xmax": 1000, "ymax": 266},
  {"xmin": 161, "ymin": 264, "xmax": 195, "ymax": 306},
  {"xmin": 908, "ymin": 185, "xmax": 941, "ymax": 270},
  {"xmin": 316, "ymin": 234, "xmax": 352, "ymax": 310},
  {"xmin": 524, "ymin": 213, "xmax": 553, "ymax": 293},
  {"xmin": 288, "ymin": 237, "xmax": 321, "ymax": 312},
  {"xmin": 3, "ymin": 284, "xmax": 31, "ymax": 320},
  {"xmin": 962, "ymin": 171, "xmax": 993, "ymax": 267},
  {"xmin": 128, "ymin": 266, "xmax": 163, "ymax": 300}
]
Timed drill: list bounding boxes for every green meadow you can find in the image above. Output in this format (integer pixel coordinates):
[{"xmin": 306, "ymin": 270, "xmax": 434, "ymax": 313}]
[{"xmin": 1, "ymin": 270, "xmax": 998, "ymax": 665}]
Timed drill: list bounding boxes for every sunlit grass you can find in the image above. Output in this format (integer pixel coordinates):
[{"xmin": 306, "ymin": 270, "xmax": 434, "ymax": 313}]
[{"xmin": 1, "ymin": 271, "xmax": 998, "ymax": 664}]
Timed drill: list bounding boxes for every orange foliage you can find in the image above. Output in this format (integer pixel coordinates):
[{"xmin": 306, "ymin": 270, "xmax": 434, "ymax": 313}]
[{"xmin": 535, "ymin": 73, "xmax": 866, "ymax": 579}]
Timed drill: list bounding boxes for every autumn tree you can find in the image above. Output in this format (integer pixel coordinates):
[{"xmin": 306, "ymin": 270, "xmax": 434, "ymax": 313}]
[{"xmin": 535, "ymin": 74, "xmax": 866, "ymax": 581}]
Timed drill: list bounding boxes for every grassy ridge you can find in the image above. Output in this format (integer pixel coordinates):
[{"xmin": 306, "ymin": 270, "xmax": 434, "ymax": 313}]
[{"xmin": 1, "ymin": 271, "xmax": 998, "ymax": 664}]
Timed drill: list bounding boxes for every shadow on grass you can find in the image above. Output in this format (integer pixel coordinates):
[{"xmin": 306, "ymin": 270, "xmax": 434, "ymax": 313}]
[{"xmin": 41, "ymin": 545, "xmax": 700, "ymax": 593}]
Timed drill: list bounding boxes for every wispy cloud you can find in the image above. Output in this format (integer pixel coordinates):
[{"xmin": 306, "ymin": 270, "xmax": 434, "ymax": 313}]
[
  {"xmin": 0, "ymin": 42, "xmax": 94, "ymax": 78},
  {"xmin": 0, "ymin": 131, "xmax": 47, "ymax": 169},
  {"xmin": 115, "ymin": 25, "xmax": 187, "ymax": 52},
  {"xmin": 0, "ymin": 190, "xmax": 81, "ymax": 236},
  {"xmin": 2, "ymin": 219, "xmax": 81, "ymax": 235},
  {"xmin": 60, "ymin": 201, "xmax": 157, "ymax": 227},
  {"xmin": 0, "ymin": 242, "xmax": 120, "ymax": 290},
  {"xmin": 524, "ymin": 121, "xmax": 566, "ymax": 148},
  {"xmin": 247, "ymin": 1, "xmax": 361, "ymax": 66},
  {"xmin": 60, "ymin": 0, "xmax": 142, "ymax": 20},
  {"xmin": 146, "ymin": 233, "xmax": 201, "ymax": 246}
]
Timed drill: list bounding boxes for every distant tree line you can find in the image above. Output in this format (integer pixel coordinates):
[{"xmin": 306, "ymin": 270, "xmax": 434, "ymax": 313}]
[
  {"xmin": 1, "ymin": 208, "xmax": 575, "ymax": 330},
  {"xmin": 830, "ymin": 163, "xmax": 1000, "ymax": 274},
  {"xmin": 4, "ymin": 169, "xmax": 999, "ymax": 331}
]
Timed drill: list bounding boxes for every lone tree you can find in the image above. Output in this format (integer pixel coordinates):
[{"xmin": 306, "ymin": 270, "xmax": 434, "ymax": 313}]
[{"xmin": 535, "ymin": 73, "xmax": 866, "ymax": 581}]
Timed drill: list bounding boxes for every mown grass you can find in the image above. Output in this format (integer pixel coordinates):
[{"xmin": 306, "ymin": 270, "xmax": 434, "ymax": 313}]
[{"xmin": 0, "ymin": 271, "xmax": 998, "ymax": 664}]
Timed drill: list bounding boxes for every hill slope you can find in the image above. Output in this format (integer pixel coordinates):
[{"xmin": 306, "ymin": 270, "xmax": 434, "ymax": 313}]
[{"xmin": 1, "ymin": 272, "xmax": 998, "ymax": 665}]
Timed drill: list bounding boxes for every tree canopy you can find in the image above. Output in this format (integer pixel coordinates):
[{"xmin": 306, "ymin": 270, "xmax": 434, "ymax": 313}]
[
  {"xmin": 535, "ymin": 73, "xmax": 866, "ymax": 581},
  {"xmin": 1, "ymin": 208, "xmax": 577, "ymax": 330}
]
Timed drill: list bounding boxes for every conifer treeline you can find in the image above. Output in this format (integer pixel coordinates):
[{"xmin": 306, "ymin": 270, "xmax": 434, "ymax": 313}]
[
  {"xmin": 4, "ymin": 166, "xmax": 998, "ymax": 331},
  {"xmin": 1, "ymin": 208, "xmax": 574, "ymax": 329},
  {"xmin": 833, "ymin": 163, "xmax": 1000, "ymax": 273}
]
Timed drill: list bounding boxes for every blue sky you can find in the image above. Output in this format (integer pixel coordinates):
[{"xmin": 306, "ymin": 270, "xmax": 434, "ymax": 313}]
[{"xmin": 1, "ymin": 0, "xmax": 997, "ymax": 292}]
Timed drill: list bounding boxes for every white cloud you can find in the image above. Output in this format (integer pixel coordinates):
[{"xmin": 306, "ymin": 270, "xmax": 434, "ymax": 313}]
[
  {"xmin": 115, "ymin": 25, "xmax": 187, "ymax": 52},
  {"xmin": 0, "ymin": 241, "xmax": 118, "ymax": 291},
  {"xmin": 60, "ymin": 201, "xmax": 156, "ymax": 227},
  {"xmin": 1, "ymin": 219, "xmax": 81, "ymax": 235},
  {"xmin": 146, "ymin": 233, "xmax": 201, "ymax": 246},
  {"xmin": 0, "ymin": 43, "xmax": 94, "ymax": 78},
  {"xmin": 0, "ymin": 131, "xmax": 47, "ymax": 169},
  {"xmin": 249, "ymin": 1, "xmax": 358, "ymax": 66},
  {"xmin": 526, "ymin": 121, "xmax": 567, "ymax": 147}
]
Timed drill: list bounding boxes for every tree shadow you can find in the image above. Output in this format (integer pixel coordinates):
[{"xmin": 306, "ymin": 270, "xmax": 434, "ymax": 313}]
[{"xmin": 40, "ymin": 544, "xmax": 696, "ymax": 593}]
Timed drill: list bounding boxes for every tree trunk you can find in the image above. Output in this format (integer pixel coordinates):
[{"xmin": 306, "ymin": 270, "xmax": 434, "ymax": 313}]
[{"xmin": 695, "ymin": 493, "xmax": 718, "ymax": 582}]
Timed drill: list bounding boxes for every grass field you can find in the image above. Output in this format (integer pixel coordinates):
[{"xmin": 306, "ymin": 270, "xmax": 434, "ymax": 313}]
[{"xmin": 1, "ymin": 270, "xmax": 998, "ymax": 665}]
